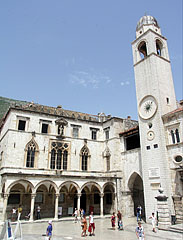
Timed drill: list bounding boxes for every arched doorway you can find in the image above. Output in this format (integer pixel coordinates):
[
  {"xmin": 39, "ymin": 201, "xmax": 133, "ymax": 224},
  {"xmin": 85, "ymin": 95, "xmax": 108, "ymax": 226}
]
[
  {"xmin": 128, "ymin": 172, "xmax": 145, "ymax": 220},
  {"xmin": 103, "ymin": 183, "xmax": 115, "ymax": 215},
  {"xmin": 59, "ymin": 182, "xmax": 78, "ymax": 216},
  {"xmin": 35, "ymin": 183, "xmax": 56, "ymax": 219},
  {"xmin": 7, "ymin": 182, "xmax": 32, "ymax": 220}
]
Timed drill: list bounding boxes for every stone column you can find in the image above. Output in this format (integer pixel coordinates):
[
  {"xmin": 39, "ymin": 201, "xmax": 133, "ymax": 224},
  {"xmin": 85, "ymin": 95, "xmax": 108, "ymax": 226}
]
[
  {"xmin": 30, "ymin": 194, "xmax": 36, "ymax": 221},
  {"xmin": 100, "ymin": 193, "xmax": 104, "ymax": 217},
  {"xmin": 155, "ymin": 188, "xmax": 171, "ymax": 230},
  {"xmin": 2, "ymin": 194, "xmax": 9, "ymax": 221},
  {"xmin": 54, "ymin": 194, "xmax": 59, "ymax": 220},
  {"xmin": 114, "ymin": 192, "xmax": 118, "ymax": 212},
  {"xmin": 77, "ymin": 193, "xmax": 81, "ymax": 212}
]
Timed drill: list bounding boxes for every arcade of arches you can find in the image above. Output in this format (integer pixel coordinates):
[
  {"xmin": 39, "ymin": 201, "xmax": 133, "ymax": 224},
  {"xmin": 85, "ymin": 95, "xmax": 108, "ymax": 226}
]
[{"xmin": 3, "ymin": 180, "xmax": 117, "ymax": 221}]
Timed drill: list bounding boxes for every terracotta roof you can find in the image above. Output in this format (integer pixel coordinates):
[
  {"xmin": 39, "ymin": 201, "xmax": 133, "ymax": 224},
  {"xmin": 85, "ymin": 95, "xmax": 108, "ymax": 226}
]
[
  {"xmin": 162, "ymin": 107, "xmax": 183, "ymax": 117},
  {"xmin": 119, "ymin": 125, "xmax": 139, "ymax": 136}
]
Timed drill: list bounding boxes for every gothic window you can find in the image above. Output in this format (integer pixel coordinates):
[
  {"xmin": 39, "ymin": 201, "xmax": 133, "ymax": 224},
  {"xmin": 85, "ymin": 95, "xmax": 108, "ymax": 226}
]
[
  {"xmin": 63, "ymin": 150, "xmax": 68, "ymax": 170},
  {"xmin": 26, "ymin": 140, "xmax": 36, "ymax": 168},
  {"xmin": 171, "ymin": 130, "xmax": 175, "ymax": 144},
  {"xmin": 50, "ymin": 149, "xmax": 56, "ymax": 169},
  {"xmin": 138, "ymin": 41, "xmax": 147, "ymax": 59},
  {"xmin": 175, "ymin": 129, "xmax": 180, "ymax": 143},
  {"xmin": 81, "ymin": 146, "xmax": 89, "ymax": 171},
  {"xmin": 50, "ymin": 142, "xmax": 69, "ymax": 170}
]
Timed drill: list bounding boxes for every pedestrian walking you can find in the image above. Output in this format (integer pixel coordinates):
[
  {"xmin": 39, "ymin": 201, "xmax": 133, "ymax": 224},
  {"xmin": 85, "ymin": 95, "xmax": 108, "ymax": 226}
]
[
  {"xmin": 117, "ymin": 210, "xmax": 122, "ymax": 230},
  {"xmin": 81, "ymin": 215, "xmax": 87, "ymax": 237},
  {"xmin": 73, "ymin": 208, "xmax": 78, "ymax": 223},
  {"xmin": 17, "ymin": 205, "xmax": 22, "ymax": 220},
  {"xmin": 11, "ymin": 207, "xmax": 17, "ymax": 221},
  {"xmin": 136, "ymin": 205, "xmax": 142, "ymax": 222},
  {"xmin": 149, "ymin": 212, "xmax": 157, "ymax": 232},
  {"xmin": 46, "ymin": 220, "xmax": 53, "ymax": 240},
  {"xmin": 88, "ymin": 211, "xmax": 95, "ymax": 236},
  {"xmin": 36, "ymin": 205, "xmax": 41, "ymax": 219},
  {"xmin": 135, "ymin": 221, "xmax": 145, "ymax": 240},
  {"xmin": 111, "ymin": 212, "xmax": 116, "ymax": 230}
]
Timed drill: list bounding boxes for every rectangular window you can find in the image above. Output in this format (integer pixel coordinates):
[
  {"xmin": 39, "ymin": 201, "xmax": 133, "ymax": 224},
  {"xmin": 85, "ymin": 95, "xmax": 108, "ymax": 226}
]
[
  {"xmin": 18, "ymin": 120, "xmax": 26, "ymax": 131},
  {"xmin": 42, "ymin": 123, "xmax": 48, "ymax": 133},
  {"xmin": 105, "ymin": 130, "xmax": 109, "ymax": 140},
  {"xmin": 146, "ymin": 146, "xmax": 150, "ymax": 150},
  {"xmin": 73, "ymin": 127, "xmax": 79, "ymax": 138},
  {"xmin": 154, "ymin": 144, "xmax": 158, "ymax": 148},
  {"xmin": 92, "ymin": 130, "xmax": 97, "ymax": 140}
]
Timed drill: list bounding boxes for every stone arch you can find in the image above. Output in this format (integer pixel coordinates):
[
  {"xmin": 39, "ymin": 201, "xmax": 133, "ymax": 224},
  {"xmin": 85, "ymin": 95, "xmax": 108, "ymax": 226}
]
[
  {"xmin": 34, "ymin": 180, "xmax": 58, "ymax": 219},
  {"xmin": 6, "ymin": 179, "xmax": 34, "ymax": 194},
  {"xmin": 35, "ymin": 180, "xmax": 58, "ymax": 193},
  {"xmin": 6, "ymin": 180, "xmax": 34, "ymax": 219},
  {"xmin": 58, "ymin": 181, "xmax": 80, "ymax": 216},
  {"xmin": 81, "ymin": 181, "xmax": 102, "ymax": 193},
  {"xmin": 138, "ymin": 40, "xmax": 148, "ymax": 59},
  {"xmin": 155, "ymin": 38, "xmax": 163, "ymax": 56},
  {"xmin": 59, "ymin": 181, "xmax": 80, "ymax": 192},
  {"xmin": 103, "ymin": 182, "xmax": 115, "ymax": 215},
  {"xmin": 128, "ymin": 172, "xmax": 145, "ymax": 219}
]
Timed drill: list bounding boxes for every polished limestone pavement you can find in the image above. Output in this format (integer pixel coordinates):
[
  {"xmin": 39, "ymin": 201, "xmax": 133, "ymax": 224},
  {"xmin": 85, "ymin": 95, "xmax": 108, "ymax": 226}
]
[{"xmin": 2, "ymin": 217, "xmax": 183, "ymax": 240}]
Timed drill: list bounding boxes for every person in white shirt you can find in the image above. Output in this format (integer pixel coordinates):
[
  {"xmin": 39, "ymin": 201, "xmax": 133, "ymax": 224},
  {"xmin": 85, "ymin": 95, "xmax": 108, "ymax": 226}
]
[
  {"xmin": 149, "ymin": 212, "xmax": 157, "ymax": 233},
  {"xmin": 88, "ymin": 212, "xmax": 95, "ymax": 236},
  {"xmin": 135, "ymin": 221, "xmax": 145, "ymax": 240}
]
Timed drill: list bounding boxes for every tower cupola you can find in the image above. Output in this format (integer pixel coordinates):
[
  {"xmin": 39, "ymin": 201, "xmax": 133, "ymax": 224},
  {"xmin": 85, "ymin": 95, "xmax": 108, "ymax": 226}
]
[{"xmin": 136, "ymin": 15, "xmax": 161, "ymax": 38}]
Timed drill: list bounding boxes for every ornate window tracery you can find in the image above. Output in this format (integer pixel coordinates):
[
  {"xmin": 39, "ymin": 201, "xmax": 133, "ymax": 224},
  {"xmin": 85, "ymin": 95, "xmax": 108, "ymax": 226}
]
[
  {"xmin": 26, "ymin": 140, "xmax": 37, "ymax": 168},
  {"xmin": 50, "ymin": 142, "xmax": 69, "ymax": 170},
  {"xmin": 80, "ymin": 146, "xmax": 89, "ymax": 171},
  {"xmin": 170, "ymin": 128, "xmax": 180, "ymax": 144}
]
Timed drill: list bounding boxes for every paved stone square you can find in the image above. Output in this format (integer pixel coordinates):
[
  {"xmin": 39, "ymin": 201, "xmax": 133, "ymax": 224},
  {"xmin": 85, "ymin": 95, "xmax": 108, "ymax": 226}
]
[{"xmin": 6, "ymin": 217, "xmax": 182, "ymax": 240}]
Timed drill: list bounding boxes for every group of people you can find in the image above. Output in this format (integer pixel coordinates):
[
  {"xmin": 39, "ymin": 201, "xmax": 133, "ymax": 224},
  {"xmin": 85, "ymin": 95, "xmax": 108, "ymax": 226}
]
[
  {"xmin": 135, "ymin": 212, "xmax": 157, "ymax": 239},
  {"xmin": 11, "ymin": 204, "xmax": 41, "ymax": 221},
  {"xmin": 72, "ymin": 207, "xmax": 85, "ymax": 222},
  {"xmin": 111, "ymin": 210, "xmax": 123, "ymax": 230},
  {"xmin": 11, "ymin": 205, "xmax": 22, "ymax": 221},
  {"xmin": 80, "ymin": 211, "xmax": 95, "ymax": 237}
]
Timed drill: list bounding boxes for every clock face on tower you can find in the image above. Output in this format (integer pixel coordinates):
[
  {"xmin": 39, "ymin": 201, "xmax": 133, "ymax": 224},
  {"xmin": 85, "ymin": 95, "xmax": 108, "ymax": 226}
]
[{"xmin": 138, "ymin": 95, "xmax": 158, "ymax": 120}]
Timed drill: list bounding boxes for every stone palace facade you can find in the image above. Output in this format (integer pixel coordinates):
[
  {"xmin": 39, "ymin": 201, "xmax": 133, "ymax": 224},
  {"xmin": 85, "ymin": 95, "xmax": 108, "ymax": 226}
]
[{"xmin": 0, "ymin": 16, "xmax": 182, "ymax": 223}]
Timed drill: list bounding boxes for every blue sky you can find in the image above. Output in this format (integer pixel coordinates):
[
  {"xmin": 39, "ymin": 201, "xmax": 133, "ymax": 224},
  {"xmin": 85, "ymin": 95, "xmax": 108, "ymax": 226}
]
[{"xmin": 0, "ymin": 0, "xmax": 182, "ymax": 120}]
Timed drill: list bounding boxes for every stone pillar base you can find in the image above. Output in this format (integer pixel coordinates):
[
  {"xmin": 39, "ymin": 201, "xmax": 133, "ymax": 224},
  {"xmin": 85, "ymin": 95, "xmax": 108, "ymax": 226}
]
[{"xmin": 158, "ymin": 222, "xmax": 171, "ymax": 230}]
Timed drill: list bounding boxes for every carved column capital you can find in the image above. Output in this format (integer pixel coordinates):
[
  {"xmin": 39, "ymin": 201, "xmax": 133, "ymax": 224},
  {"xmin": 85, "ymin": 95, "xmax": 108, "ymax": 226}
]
[
  {"xmin": 55, "ymin": 194, "xmax": 60, "ymax": 198},
  {"xmin": 100, "ymin": 193, "xmax": 104, "ymax": 198},
  {"xmin": 3, "ymin": 193, "xmax": 9, "ymax": 200},
  {"xmin": 31, "ymin": 194, "xmax": 36, "ymax": 199},
  {"xmin": 77, "ymin": 193, "xmax": 82, "ymax": 198}
]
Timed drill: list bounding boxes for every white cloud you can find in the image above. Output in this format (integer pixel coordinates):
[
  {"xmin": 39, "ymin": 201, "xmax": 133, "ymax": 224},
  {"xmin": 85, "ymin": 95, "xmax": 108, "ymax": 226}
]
[
  {"xmin": 120, "ymin": 81, "xmax": 130, "ymax": 86},
  {"xmin": 69, "ymin": 70, "xmax": 112, "ymax": 89}
]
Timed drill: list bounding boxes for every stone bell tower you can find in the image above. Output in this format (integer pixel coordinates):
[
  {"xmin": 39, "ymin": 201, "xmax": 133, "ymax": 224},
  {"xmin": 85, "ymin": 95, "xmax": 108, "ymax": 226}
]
[{"xmin": 132, "ymin": 15, "xmax": 177, "ymax": 220}]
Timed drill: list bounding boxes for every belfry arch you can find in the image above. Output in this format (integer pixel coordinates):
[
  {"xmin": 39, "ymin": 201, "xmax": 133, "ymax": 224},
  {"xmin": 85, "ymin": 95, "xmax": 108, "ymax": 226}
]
[{"xmin": 128, "ymin": 172, "xmax": 145, "ymax": 220}]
